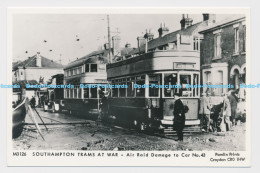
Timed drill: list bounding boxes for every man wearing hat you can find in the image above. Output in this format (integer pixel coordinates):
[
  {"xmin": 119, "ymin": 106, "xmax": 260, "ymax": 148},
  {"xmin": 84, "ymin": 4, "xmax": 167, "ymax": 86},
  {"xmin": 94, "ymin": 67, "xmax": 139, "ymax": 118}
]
[{"xmin": 173, "ymin": 93, "xmax": 189, "ymax": 141}]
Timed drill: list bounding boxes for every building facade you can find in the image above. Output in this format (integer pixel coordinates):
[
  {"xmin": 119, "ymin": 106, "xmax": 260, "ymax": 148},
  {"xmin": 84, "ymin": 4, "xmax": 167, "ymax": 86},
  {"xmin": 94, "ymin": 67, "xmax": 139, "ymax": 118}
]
[
  {"xmin": 13, "ymin": 52, "xmax": 64, "ymax": 83},
  {"xmin": 200, "ymin": 15, "xmax": 246, "ymax": 96}
]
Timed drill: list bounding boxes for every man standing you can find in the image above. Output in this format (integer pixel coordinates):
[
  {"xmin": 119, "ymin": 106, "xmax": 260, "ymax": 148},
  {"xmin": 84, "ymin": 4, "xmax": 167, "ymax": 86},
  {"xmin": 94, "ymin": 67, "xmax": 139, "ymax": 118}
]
[
  {"xmin": 228, "ymin": 90, "xmax": 238, "ymax": 126},
  {"xmin": 173, "ymin": 94, "xmax": 189, "ymax": 141},
  {"xmin": 199, "ymin": 93, "xmax": 211, "ymax": 132}
]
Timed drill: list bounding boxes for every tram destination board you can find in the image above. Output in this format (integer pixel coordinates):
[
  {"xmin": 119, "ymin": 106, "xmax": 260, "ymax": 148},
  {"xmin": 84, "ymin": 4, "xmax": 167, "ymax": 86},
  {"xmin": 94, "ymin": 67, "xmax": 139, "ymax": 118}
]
[{"xmin": 7, "ymin": 7, "xmax": 250, "ymax": 167}]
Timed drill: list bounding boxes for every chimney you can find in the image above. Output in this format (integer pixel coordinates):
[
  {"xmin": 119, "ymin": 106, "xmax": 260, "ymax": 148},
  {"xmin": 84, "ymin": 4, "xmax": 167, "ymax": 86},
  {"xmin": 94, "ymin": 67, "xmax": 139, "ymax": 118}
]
[
  {"xmin": 180, "ymin": 14, "xmax": 193, "ymax": 30},
  {"xmin": 158, "ymin": 23, "xmax": 169, "ymax": 37},
  {"xmin": 137, "ymin": 36, "xmax": 146, "ymax": 48},
  {"xmin": 36, "ymin": 52, "xmax": 41, "ymax": 67},
  {"xmin": 144, "ymin": 29, "xmax": 154, "ymax": 41},
  {"xmin": 112, "ymin": 35, "xmax": 121, "ymax": 57},
  {"xmin": 125, "ymin": 43, "xmax": 131, "ymax": 48},
  {"xmin": 203, "ymin": 14, "xmax": 216, "ymax": 26},
  {"xmin": 104, "ymin": 43, "xmax": 109, "ymax": 50}
]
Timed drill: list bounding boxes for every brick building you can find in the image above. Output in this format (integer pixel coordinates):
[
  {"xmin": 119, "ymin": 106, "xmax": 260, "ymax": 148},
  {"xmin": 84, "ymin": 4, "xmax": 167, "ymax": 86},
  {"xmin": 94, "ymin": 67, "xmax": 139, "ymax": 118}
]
[{"xmin": 199, "ymin": 15, "xmax": 246, "ymax": 96}]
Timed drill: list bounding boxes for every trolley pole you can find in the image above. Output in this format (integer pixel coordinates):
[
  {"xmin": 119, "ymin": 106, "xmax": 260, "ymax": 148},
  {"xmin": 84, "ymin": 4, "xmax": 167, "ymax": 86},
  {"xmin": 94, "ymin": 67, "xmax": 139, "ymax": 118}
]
[{"xmin": 107, "ymin": 15, "xmax": 112, "ymax": 63}]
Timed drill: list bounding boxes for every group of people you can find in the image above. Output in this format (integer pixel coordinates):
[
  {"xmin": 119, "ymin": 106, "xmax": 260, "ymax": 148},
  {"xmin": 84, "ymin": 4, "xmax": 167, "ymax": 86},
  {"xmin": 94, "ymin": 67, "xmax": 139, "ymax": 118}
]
[
  {"xmin": 172, "ymin": 88, "xmax": 246, "ymax": 142},
  {"xmin": 199, "ymin": 88, "xmax": 246, "ymax": 133}
]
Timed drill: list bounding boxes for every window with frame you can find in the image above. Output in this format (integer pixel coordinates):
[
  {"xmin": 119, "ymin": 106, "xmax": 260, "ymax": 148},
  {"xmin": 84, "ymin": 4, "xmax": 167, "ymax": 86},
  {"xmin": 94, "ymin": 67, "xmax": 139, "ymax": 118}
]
[
  {"xmin": 69, "ymin": 88, "xmax": 73, "ymax": 98},
  {"xmin": 78, "ymin": 88, "xmax": 82, "ymax": 99},
  {"xmin": 85, "ymin": 64, "xmax": 90, "ymax": 72},
  {"xmin": 112, "ymin": 81, "xmax": 119, "ymax": 97},
  {"xmin": 84, "ymin": 88, "xmax": 89, "ymax": 98},
  {"xmin": 90, "ymin": 64, "xmax": 98, "ymax": 72},
  {"xmin": 126, "ymin": 77, "xmax": 135, "ymax": 97},
  {"xmin": 193, "ymin": 38, "xmax": 199, "ymax": 51},
  {"xmin": 179, "ymin": 74, "xmax": 192, "ymax": 97},
  {"xmin": 90, "ymin": 87, "xmax": 97, "ymax": 98},
  {"xmin": 214, "ymin": 34, "xmax": 221, "ymax": 57},
  {"xmin": 148, "ymin": 74, "xmax": 160, "ymax": 97},
  {"xmin": 119, "ymin": 80, "xmax": 126, "ymax": 97},
  {"xmin": 74, "ymin": 88, "xmax": 78, "ymax": 98},
  {"xmin": 234, "ymin": 27, "xmax": 239, "ymax": 54},
  {"xmin": 164, "ymin": 73, "xmax": 178, "ymax": 97},
  {"xmin": 193, "ymin": 74, "xmax": 199, "ymax": 97},
  {"xmin": 136, "ymin": 75, "xmax": 145, "ymax": 97},
  {"xmin": 243, "ymin": 26, "xmax": 246, "ymax": 52}
]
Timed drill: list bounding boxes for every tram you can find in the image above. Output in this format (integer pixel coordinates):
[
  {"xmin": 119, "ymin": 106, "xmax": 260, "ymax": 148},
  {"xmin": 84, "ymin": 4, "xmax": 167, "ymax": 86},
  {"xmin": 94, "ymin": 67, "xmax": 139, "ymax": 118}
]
[
  {"xmin": 105, "ymin": 50, "xmax": 201, "ymax": 131},
  {"xmin": 63, "ymin": 55, "xmax": 108, "ymax": 118}
]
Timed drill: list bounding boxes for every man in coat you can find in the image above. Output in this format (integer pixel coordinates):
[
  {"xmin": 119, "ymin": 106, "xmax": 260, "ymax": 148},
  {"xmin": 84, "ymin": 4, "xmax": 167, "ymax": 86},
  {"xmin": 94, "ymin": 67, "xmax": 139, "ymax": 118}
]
[
  {"xmin": 199, "ymin": 93, "xmax": 212, "ymax": 132},
  {"xmin": 228, "ymin": 90, "xmax": 238, "ymax": 126},
  {"xmin": 173, "ymin": 94, "xmax": 189, "ymax": 141}
]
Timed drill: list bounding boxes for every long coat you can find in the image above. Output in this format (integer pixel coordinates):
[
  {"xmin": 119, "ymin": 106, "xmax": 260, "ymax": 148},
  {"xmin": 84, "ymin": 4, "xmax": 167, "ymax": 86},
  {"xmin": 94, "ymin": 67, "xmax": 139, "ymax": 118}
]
[
  {"xmin": 173, "ymin": 99, "xmax": 187, "ymax": 131},
  {"xmin": 199, "ymin": 96, "xmax": 211, "ymax": 115}
]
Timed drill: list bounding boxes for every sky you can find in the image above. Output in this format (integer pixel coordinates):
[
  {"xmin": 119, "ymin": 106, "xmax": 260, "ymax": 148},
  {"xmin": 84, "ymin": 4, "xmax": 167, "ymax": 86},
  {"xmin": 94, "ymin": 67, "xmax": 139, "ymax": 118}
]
[{"xmin": 13, "ymin": 13, "xmax": 236, "ymax": 66}]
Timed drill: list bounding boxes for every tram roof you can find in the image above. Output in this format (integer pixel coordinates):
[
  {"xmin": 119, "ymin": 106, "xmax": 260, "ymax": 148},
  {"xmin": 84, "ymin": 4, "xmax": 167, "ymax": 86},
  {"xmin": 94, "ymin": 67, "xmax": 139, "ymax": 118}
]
[
  {"xmin": 64, "ymin": 49, "xmax": 110, "ymax": 70},
  {"xmin": 125, "ymin": 21, "xmax": 206, "ymax": 56}
]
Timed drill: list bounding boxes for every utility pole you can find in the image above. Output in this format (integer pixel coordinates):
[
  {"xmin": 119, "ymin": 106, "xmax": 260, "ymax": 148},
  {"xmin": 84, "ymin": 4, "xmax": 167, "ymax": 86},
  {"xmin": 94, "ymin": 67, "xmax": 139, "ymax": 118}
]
[{"xmin": 107, "ymin": 15, "xmax": 112, "ymax": 63}]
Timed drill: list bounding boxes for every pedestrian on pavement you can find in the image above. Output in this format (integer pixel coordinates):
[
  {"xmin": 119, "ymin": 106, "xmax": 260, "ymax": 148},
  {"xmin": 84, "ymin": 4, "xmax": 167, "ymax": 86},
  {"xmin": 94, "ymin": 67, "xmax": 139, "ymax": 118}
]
[{"xmin": 173, "ymin": 93, "xmax": 189, "ymax": 141}]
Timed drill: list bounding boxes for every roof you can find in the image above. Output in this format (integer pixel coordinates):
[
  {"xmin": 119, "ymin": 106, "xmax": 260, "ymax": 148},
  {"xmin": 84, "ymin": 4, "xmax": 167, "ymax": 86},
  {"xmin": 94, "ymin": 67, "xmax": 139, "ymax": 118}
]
[
  {"xmin": 126, "ymin": 21, "xmax": 207, "ymax": 56},
  {"xmin": 64, "ymin": 47, "xmax": 135, "ymax": 70},
  {"xmin": 64, "ymin": 49, "xmax": 110, "ymax": 70},
  {"xmin": 13, "ymin": 54, "xmax": 63, "ymax": 71},
  {"xmin": 199, "ymin": 15, "xmax": 246, "ymax": 33}
]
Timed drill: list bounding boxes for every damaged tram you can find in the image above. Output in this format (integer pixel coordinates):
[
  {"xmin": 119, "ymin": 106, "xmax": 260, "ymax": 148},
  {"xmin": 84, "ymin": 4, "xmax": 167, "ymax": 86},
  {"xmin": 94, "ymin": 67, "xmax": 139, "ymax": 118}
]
[{"xmin": 105, "ymin": 50, "xmax": 201, "ymax": 131}]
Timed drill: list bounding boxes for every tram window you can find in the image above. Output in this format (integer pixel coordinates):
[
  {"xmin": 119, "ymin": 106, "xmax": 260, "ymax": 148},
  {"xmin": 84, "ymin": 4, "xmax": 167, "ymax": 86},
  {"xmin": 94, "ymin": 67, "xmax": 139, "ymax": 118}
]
[
  {"xmin": 90, "ymin": 64, "xmax": 98, "ymax": 72},
  {"xmin": 74, "ymin": 88, "xmax": 77, "ymax": 98},
  {"xmin": 119, "ymin": 83, "xmax": 126, "ymax": 97},
  {"xmin": 90, "ymin": 87, "xmax": 97, "ymax": 98},
  {"xmin": 180, "ymin": 74, "xmax": 192, "ymax": 97},
  {"xmin": 164, "ymin": 73, "xmax": 177, "ymax": 97},
  {"xmin": 67, "ymin": 89, "xmax": 70, "ymax": 98},
  {"xmin": 78, "ymin": 88, "xmax": 82, "ymax": 99},
  {"xmin": 84, "ymin": 88, "xmax": 89, "ymax": 98},
  {"xmin": 149, "ymin": 74, "xmax": 160, "ymax": 97},
  {"xmin": 193, "ymin": 74, "xmax": 199, "ymax": 97},
  {"xmin": 112, "ymin": 85, "xmax": 119, "ymax": 97},
  {"xmin": 85, "ymin": 64, "xmax": 90, "ymax": 72},
  {"xmin": 136, "ymin": 80, "xmax": 145, "ymax": 97},
  {"xmin": 127, "ymin": 81, "xmax": 135, "ymax": 97},
  {"xmin": 70, "ymin": 89, "xmax": 73, "ymax": 98}
]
